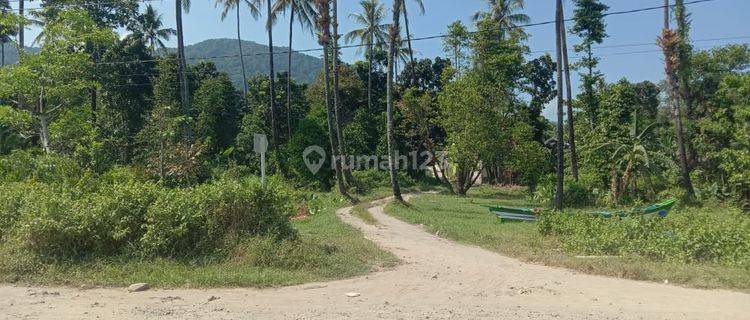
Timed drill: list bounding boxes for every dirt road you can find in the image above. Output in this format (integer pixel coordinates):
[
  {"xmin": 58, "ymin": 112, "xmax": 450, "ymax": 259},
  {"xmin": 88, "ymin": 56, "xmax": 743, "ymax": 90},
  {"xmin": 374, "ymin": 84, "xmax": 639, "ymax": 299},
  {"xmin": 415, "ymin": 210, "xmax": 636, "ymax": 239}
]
[{"xmin": 1, "ymin": 195, "xmax": 748, "ymax": 319}]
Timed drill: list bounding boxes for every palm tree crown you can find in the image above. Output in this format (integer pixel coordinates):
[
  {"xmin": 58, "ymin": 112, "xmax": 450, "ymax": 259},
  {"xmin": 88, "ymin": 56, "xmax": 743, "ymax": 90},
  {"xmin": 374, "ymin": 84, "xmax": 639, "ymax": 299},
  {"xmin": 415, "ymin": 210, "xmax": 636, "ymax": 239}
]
[
  {"xmin": 344, "ymin": 0, "xmax": 389, "ymax": 56},
  {"xmin": 217, "ymin": 0, "xmax": 261, "ymax": 20},
  {"xmin": 271, "ymin": 0, "xmax": 316, "ymax": 31},
  {"xmin": 473, "ymin": 0, "xmax": 530, "ymax": 32},
  {"xmin": 132, "ymin": 5, "xmax": 176, "ymax": 54}
]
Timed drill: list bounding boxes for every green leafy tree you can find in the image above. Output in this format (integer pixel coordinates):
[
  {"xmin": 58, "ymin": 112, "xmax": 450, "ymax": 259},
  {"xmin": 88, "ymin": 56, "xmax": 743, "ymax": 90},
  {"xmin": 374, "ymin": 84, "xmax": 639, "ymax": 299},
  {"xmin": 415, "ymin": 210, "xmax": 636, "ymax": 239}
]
[
  {"xmin": 571, "ymin": 0, "xmax": 608, "ymax": 127},
  {"xmin": 696, "ymin": 73, "xmax": 750, "ymax": 208},
  {"xmin": 98, "ymin": 36, "xmax": 157, "ymax": 164},
  {"xmin": 399, "ymin": 88, "xmax": 451, "ymax": 190},
  {"xmin": 193, "ymin": 73, "xmax": 241, "ymax": 154},
  {"xmin": 442, "ymin": 20, "xmax": 470, "ymax": 73},
  {"xmin": 0, "ymin": 10, "xmax": 115, "ymax": 153},
  {"xmin": 41, "ymin": 0, "xmax": 140, "ymax": 121},
  {"xmin": 439, "ymin": 72, "xmax": 504, "ymax": 195},
  {"xmin": 523, "ymin": 54, "xmax": 556, "ymax": 144}
]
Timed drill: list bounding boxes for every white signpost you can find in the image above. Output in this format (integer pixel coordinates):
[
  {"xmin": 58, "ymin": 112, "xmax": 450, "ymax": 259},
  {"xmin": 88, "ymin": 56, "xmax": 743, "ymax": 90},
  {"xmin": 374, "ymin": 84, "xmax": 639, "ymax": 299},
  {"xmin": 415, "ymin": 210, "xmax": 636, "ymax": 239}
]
[{"xmin": 253, "ymin": 133, "xmax": 268, "ymax": 185}]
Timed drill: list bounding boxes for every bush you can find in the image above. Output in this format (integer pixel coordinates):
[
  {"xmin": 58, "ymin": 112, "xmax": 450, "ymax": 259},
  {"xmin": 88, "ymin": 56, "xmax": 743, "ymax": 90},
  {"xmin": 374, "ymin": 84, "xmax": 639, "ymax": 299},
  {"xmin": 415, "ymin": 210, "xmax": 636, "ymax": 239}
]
[
  {"xmin": 0, "ymin": 159, "xmax": 298, "ymax": 260},
  {"xmin": 141, "ymin": 177, "xmax": 296, "ymax": 257},
  {"xmin": 352, "ymin": 169, "xmax": 417, "ymax": 192},
  {"xmin": 530, "ymin": 175, "xmax": 595, "ymax": 208},
  {"xmin": 0, "ymin": 105, "xmax": 34, "ymax": 155},
  {"xmin": 539, "ymin": 205, "xmax": 750, "ymax": 266}
]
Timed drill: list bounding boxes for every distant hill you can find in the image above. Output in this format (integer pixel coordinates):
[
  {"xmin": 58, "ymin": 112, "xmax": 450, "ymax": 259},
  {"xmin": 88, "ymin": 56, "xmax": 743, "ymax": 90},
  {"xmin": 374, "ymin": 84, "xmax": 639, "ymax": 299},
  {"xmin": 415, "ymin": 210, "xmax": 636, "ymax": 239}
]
[
  {"xmin": 0, "ymin": 38, "xmax": 324, "ymax": 88},
  {"xmin": 180, "ymin": 38, "xmax": 324, "ymax": 87}
]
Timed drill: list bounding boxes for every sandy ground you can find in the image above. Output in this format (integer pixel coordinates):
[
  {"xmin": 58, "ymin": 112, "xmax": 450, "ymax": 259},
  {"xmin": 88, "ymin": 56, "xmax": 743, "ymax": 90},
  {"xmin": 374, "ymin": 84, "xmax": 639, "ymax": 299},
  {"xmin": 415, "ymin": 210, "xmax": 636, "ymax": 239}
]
[{"xmin": 1, "ymin": 195, "xmax": 749, "ymax": 320}]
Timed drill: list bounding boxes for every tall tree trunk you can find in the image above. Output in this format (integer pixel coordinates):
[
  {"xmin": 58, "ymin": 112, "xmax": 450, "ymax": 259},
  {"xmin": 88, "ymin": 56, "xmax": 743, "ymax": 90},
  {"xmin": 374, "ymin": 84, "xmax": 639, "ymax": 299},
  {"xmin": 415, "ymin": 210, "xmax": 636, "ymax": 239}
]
[
  {"xmin": 237, "ymin": 4, "xmax": 249, "ymax": 100},
  {"xmin": 559, "ymin": 2, "xmax": 579, "ymax": 182},
  {"xmin": 286, "ymin": 5, "xmax": 295, "ymax": 140},
  {"xmin": 90, "ymin": 48, "xmax": 99, "ymax": 123},
  {"xmin": 402, "ymin": 2, "xmax": 416, "ymax": 86},
  {"xmin": 674, "ymin": 0, "xmax": 697, "ymax": 170},
  {"xmin": 266, "ymin": 0, "xmax": 279, "ymax": 168},
  {"xmin": 661, "ymin": 0, "xmax": 695, "ymax": 198},
  {"xmin": 17, "ymin": 0, "xmax": 25, "ymax": 110},
  {"xmin": 331, "ymin": 0, "xmax": 354, "ymax": 185},
  {"xmin": 318, "ymin": 0, "xmax": 348, "ymax": 197},
  {"xmin": 387, "ymin": 0, "xmax": 403, "ymax": 201},
  {"xmin": 1, "ymin": 42, "xmax": 4, "ymax": 67},
  {"xmin": 18, "ymin": 0, "xmax": 23, "ymax": 53},
  {"xmin": 584, "ymin": 43, "xmax": 598, "ymax": 127},
  {"xmin": 38, "ymin": 87, "xmax": 50, "ymax": 153},
  {"xmin": 367, "ymin": 41, "xmax": 373, "ymax": 111},
  {"xmin": 175, "ymin": 0, "xmax": 191, "ymax": 138},
  {"xmin": 554, "ymin": 0, "xmax": 565, "ymax": 210}
]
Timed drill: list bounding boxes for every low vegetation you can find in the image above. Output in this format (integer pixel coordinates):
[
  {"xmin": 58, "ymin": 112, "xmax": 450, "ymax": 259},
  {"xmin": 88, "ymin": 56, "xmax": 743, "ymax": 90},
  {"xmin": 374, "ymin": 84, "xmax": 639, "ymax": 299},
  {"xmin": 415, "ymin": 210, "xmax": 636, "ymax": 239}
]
[
  {"xmin": 386, "ymin": 187, "xmax": 750, "ymax": 290},
  {"xmin": 0, "ymin": 153, "xmax": 398, "ymax": 287}
]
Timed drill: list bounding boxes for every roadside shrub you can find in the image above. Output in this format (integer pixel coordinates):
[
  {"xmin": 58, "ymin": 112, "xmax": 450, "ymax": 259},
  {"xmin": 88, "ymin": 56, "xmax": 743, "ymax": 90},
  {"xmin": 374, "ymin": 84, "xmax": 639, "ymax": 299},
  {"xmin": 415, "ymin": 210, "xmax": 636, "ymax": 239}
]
[
  {"xmin": 0, "ymin": 170, "xmax": 297, "ymax": 260},
  {"xmin": 530, "ymin": 175, "xmax": 595, "ymax": 208},
  {"xmin": 141, "ymin": 177, "xmax": 296, "ymax": 257},
  {"xmin": 80, "ymin": 181, "xmax": 161, "ymax": 255},
  {"xmin": 352, "ymin": 169, "xmax": 417, "ymax": 192},
  {"xmin": 0, "ymin": 182, "xmax": 44, "ymax": 241},
  {"xmin": 539, "ymin": 205, "xmax": 750, "ymax": 266}
]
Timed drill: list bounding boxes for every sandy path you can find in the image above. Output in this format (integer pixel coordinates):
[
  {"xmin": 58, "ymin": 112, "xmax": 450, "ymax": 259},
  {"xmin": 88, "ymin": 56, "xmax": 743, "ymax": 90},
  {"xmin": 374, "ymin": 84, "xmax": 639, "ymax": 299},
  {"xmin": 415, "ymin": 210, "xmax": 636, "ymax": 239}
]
[{"xmin": 1, "ymin": 195, "xmax": 748, "ymax": 320}]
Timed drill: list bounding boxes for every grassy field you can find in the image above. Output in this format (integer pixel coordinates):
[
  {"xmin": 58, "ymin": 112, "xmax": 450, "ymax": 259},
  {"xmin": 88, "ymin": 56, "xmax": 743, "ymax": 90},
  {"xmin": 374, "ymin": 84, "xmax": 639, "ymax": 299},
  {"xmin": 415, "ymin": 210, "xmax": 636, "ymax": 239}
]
[
  {"xmin": 385, "ymin": 186, "xmax": 750, "ymax": 290},
  {"xmin": 3, "ymin": 193, "xmax": 399, "ymax": 289}
]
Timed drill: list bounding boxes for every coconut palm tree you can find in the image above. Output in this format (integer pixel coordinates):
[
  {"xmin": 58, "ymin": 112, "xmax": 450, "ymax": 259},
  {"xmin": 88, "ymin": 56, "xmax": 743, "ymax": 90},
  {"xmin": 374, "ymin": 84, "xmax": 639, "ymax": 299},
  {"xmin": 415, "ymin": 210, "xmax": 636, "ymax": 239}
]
[
  {"xmin": 473, "ymin": 0, "xmax": 530, "ymax": 37},
  {"xmin": 131, "ymin": 5, "xmax": 176, "ymax": 54},
  {"xmin": 314, "ymin": 0, "xmax": 348, "ymax": 198},
  {"xmin": 386, "ymin": 0, "xmax": 403, "ymax": 201},
  {"xmin": 215, "ymin": 0, "xmax": 261, "ymax": 100},
  {"xmin": 400, "ymin": 0, "xmax": 423, "ymax": 85},
  {"xmin": 344, "ymin": 0, "xmax": 388, "ymax": 111},
  {"xmin": 330, "ymin": 0, "xmax": 356, "ymax": 184},
  {"xmin": 271, "ymin": 0, "xmax": 315, "ymax": 139},
  {"xmin": 175, "ymin": 0, "xmax": 191, "ymax": 134}
]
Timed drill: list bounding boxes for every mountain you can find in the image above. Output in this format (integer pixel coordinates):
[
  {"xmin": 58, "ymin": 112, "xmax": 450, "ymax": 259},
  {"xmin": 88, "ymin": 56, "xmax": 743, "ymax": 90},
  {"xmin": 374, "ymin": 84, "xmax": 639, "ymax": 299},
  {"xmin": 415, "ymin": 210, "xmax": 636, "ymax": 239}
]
[
  {"xmin": 0, "ymin": 38, "xmax": 324, "ymax": 88},
  {"xmin": 181, "ymin": 38, "xmax": 324, "ymax": 87}
]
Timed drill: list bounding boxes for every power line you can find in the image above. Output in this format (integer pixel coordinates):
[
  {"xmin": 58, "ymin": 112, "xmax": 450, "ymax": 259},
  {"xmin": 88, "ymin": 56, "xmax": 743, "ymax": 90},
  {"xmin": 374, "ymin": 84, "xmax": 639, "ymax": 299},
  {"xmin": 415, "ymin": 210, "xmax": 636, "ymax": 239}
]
[
  {"xmin": 528, "ymin": 35, "xmax": 750, "ymax": 55},
  {"xmin": 11, "ymin": 0, "xmax": 723, "ymax": 57},
  {"xmin": 6, "ymin": 0, "xmax": 735, "ymax": 78},
  {"xmin": 99, "ymin": 41, "xmax": 749, "ymax": 87}
]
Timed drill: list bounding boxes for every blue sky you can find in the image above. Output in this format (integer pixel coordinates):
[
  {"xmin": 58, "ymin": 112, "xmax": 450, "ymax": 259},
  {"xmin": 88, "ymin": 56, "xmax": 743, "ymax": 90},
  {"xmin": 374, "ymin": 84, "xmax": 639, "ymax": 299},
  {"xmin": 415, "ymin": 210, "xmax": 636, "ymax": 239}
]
[{"xmin": 16, "ymin": 0, "xmax": 750, "ymax": 117}]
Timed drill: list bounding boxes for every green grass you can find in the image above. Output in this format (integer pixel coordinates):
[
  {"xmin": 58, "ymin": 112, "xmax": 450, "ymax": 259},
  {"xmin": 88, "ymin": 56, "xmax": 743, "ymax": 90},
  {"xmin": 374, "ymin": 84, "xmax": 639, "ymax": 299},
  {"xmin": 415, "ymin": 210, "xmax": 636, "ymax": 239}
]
[
  {"xmin": 385, "ymin": 186, "xmax": 750, "ymax": 290},
  {"xmin": 3, "ymin": 193, "xmax": 399, "ymax": 289}
]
